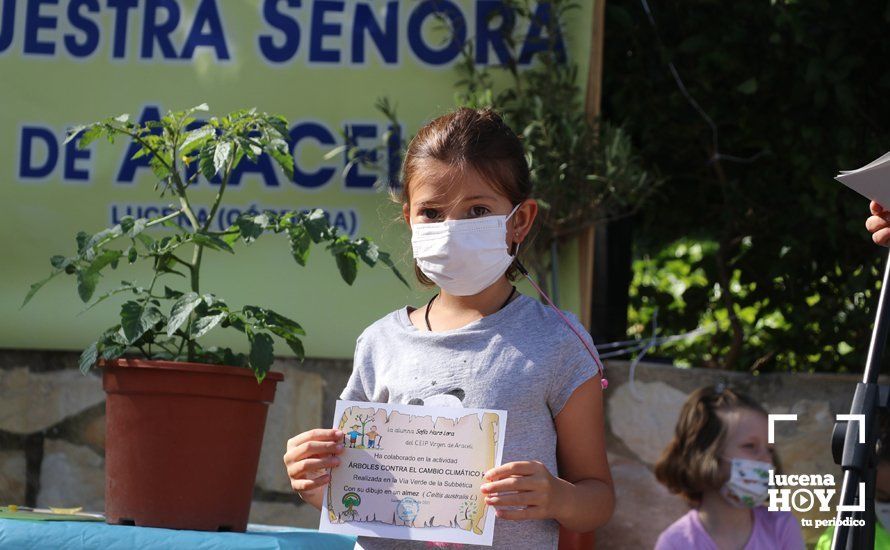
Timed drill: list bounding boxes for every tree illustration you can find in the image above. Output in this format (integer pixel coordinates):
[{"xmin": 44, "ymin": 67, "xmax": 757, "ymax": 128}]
[
  {"xmin": 458, "ymin": 498, "xmax": 479, "ymax": 531},
  {"xmin": 354, "ymin": 413, "xmax": 374, "ymax": 447},
  {"xmin": 342, "ymin": 492, "xmax": 361, "ymax": 521}
]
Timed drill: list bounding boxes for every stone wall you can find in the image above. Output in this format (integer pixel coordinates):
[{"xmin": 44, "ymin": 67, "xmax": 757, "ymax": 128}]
[
  {"xmin": 0, "ymin": 349, "xmax": 353, "ymax": 529},
  {"xmin": 0, "ymin": 350, "xmax": 864, "ymax": 547}
]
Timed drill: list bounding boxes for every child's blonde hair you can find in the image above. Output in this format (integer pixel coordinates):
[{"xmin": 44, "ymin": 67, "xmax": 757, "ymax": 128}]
[{"xmin": 391, "ymin": 107, "xmax": 535, "ymax": 286}]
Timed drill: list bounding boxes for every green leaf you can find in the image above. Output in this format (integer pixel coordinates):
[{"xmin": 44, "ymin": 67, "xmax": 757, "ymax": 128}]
[
  {"xmin": 85, "ymin": 224, "xmax": 124, "ymax": 253},
  {"xmin": 267, "ymin": 115, "xmax": 290, "ymax": 139},
  {"xmin": 50, "ymin": 255, "xmax": 69, "ymax": 269},
  {"xmin": 288, "ymin": 225, "xmax": 311, "ymax": 266},
  {"xmin": 166, "ymin": 292, "xmax": 202, "ymax": 337},
  {"xmin": 64, "ymin": 125, "xmax": 88, "ymax": 145},
  {"xmin": 21, "ymin": 272, "xmax": 59, "ymax": 309},
  {"xmin": 378, "ymin": 251, "xmax": 410, "ymax": 287},
  {"xmin": 736, "ymin": 78, "xmax": 758, "ymax": 95},
  {"xmin": 101, "ymin": 345, "xmax": 128, "ymax": 361},
  {"xmin": 135, "ymin": 233, "xmax": 155, "ymax": 250},
  {"xmin": 164, "ymin": 286, "xmax": 184, "ymax": 300},
  {"xmin": 220, "ymin": 229, "xmax": 241, "ymax": 247},
  {"xmin": 77, "ymin": 126, "xmax": 105, "ymax": 149},
  {"xmin": 235, "ymin": 216, "xmax": 264, "ymax": 244},
  {"xmin": 268, "ymin": 139, "xmax": 294, "ymax": 180},
  {"xmin": 75, "ymin": 267, "xmax": 99, "ymax": 303},
  {"xmin": 191, "ymin": 312, "xmax": 226, "ymax": 338},
  {"xmin": 76, "ymin": 231, "xmax": 91, "ymax": 254},
  {"xmin": 285, "ymin": 336, "xmax": 305, "ymax": 360},
  {"xmin": 78, "ymin": 281, "xmax": 140, "ymax": 315},
  {"xmin": 305, "ymin": 209, "xmax": 331, "ymax": 243},
  {"xmin": 192, "ymin": 233, "xmax": 234, "ymax": 253},
  {"xmin": 214, "ymin": 141, "xmax": 232, "ymax": 174},
  {"xmin": 155, "ymin": 255, "xmax": 187, "ymax": 278},
  {"xmin": 356, "ymin": 238, "xmax": 379, "ymax": 267},
  {"xmin": 244, "ymin": 306, "xmax": 306, "ymax": 337},
  {"xmin": 127, "ymin": 246, "xmax": 138, "ymax": 263},
  {"xmin": 79, "ymin": 342, "xmax": 98, "ymax": 374},
  {"xmin": 120, "ymin": 300, "xmax": 165, "ymax": 344},
  {"xmin": 335, "ymin": 249, "xmax": 358, "ymax": 285},
  {"xmin": 180, "ymin": 125, "xmax": 214, "ymax": 155},
  {"xmin": 248, "ymin": 331, "xmax": 275, "ymax": 382},
  {"xmin": 225, "ymin": 312, "xmax": 248, "ymax": 332},
  {"xmin": 127, "ymin": 218, "xmax": 148, "ymax": 238},
  {"xmin": 119, "ymin": 216, "xmax": 135, "ymax": 234},
  {"xmin": 77, "ymin": 249, "xmax": 124, "ymax": 302},
  {"xmin": 199, "ymin": 145, "xmax": 217, "ymax": 180}
]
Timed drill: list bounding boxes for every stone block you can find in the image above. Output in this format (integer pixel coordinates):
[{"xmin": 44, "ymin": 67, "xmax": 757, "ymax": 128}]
[
  {"xmin": 0, "ymin": 368, "xmax": 104, "ymax": 434},
  {"xmin": 256, "ymin": 366, "xmax": 325, "ymax": 493},
  {"xmin": 0, "ymin": 450, "xmax": 26, "ymax": 505},
  {"xmin": 37, "ymin": 439, "xmax": 104, "ymax": 513}
]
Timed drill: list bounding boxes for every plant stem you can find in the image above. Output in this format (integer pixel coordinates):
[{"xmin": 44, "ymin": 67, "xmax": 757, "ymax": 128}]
[
  {"xmin": 144, "ymin": 209, "xmax": 185, "ymax": 229},
  {"xmin": 202, "ymin": 152, "xmax": 233, "ymax": 233},
  {"xmin": 168, "ymin": 254, "xmax": 193, "ymax": 270},
  {"xmin": 175, "ymin": 330, "xmax": 187, "ymax": 359},
  {"xmin": 115, "ymin": 125, "xmax": 202, "ymax": 231}
]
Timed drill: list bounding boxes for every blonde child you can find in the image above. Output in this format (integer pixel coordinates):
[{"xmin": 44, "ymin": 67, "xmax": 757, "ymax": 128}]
[
  {"xmin": 283, "ymin": 107, "xmax": 614, "ymax": 548},
  {"xmin": 654, "ymin": 385, "xmax": 804, "ymax": 549}
]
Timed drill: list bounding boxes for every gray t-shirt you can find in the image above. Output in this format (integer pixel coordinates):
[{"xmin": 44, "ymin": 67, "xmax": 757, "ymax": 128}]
[{"xmin": 338, "ymin": 292, "xmax": 602, "ymax": 550}]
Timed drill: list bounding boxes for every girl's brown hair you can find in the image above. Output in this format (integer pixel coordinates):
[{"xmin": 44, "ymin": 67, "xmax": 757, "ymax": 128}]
[
  {"xmin": 390, "ymin": 107, "xmax": 535, "ymax": 287},
  {"xmin": 653, "ymin": 384, "xmax": 782, "ymax": 506}
]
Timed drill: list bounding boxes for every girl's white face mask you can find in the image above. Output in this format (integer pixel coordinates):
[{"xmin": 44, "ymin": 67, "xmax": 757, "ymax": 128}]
[
  {"xmin": 410, "ymin": 203, "xmax": 521, "ymax": 296},
  {"xmin": 719, "ymin": 457, "xmax": 771, "ymax": 509}
]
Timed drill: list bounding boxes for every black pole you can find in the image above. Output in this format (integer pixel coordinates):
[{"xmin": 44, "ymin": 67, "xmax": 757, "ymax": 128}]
[{"xmin": 831, "ymin": 248, "xmax": 890, "ymax": 550}]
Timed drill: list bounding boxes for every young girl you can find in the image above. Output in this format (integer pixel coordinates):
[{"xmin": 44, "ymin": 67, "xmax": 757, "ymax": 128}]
[
  {"xmin": 654, "ymin": 385, "xmax": 805, "ymax": 550},
  {"xmin": 283, "ymin": 107, "xmax": 614, "ymax": 548}
]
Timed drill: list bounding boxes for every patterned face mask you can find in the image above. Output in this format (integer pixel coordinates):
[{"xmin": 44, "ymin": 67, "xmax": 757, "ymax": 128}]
[{"xmin": 719, "ymin": 457, "xmax": 772, "ymax": 508}]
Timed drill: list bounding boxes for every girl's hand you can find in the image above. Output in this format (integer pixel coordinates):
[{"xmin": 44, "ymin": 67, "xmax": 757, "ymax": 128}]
[
  {"xmin": 867, "ymin": 201, "xmax": 890, "ymax": 246},
  {"xmin": 480, "ymin": 460, "xmax": 570, "ymax": 520},
  {"xmin": 283, "ymin": 428, "xmax": 345, "ymax": 499}
]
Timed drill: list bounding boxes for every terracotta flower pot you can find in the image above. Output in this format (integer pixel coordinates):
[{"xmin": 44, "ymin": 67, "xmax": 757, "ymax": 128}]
[{"xmin": 99, "ymin": 357, "xmax": 284, "ymax": 532}]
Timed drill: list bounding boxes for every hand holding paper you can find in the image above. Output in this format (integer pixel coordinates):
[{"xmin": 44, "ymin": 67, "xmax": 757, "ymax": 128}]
[
  {"xmin": 835, "ymin": 151, "xmax": 890, "ymax": 209},
  {"xmin": 835, "ymin": 152, "xmax": 890, "ymax": 246},
  {"xmin": 319, "ymin": 400, "xmax": 507, "ymax": 546}
]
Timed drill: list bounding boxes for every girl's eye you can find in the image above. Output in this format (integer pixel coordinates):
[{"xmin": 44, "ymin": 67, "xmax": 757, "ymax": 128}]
[
  {"xmin": 420, "ymin": 208, "xmax": 439, "ymax": 220},
  {"xmin": 470, "ymin": 206, "xmax": 490, "ymax": 217}
]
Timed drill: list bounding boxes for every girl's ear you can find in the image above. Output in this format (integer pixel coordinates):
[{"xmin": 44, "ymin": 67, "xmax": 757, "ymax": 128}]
[
  {"xmin": 403, "ymin": 202, "xmax": 411, "ymax": 226},
  {"xmin": 513, "ymin": 199, "xmax": 538, "ymax": 242}
]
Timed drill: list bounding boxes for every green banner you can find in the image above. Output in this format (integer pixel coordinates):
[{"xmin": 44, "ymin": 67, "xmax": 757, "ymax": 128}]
[{"xmin": 2, "ymin": 0, "xmax": 594, "ymax": 358}]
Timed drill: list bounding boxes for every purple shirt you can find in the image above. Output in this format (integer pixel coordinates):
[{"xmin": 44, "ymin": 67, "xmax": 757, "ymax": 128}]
[{"xmin": 655, "ymin": 506, "xmax": 805, "ymax": 550}]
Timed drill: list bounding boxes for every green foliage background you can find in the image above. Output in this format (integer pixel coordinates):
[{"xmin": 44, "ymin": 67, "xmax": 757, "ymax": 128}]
[{"xmin": 604, "ymin": 0, "xmax": 890, "ymax": 372}]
